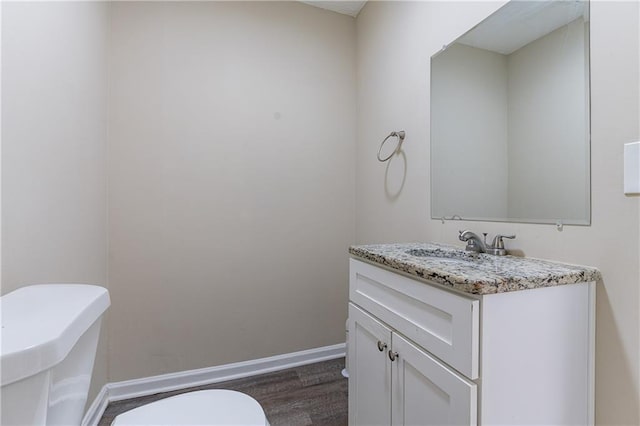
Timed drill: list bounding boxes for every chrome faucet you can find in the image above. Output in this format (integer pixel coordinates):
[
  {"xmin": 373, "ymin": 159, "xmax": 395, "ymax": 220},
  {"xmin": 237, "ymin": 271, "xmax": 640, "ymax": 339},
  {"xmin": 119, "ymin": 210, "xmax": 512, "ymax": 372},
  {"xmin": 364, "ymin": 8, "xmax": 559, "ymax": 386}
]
[{"xmin": 458, "ymin": 230, "xmax": 516, "ymax": 256}]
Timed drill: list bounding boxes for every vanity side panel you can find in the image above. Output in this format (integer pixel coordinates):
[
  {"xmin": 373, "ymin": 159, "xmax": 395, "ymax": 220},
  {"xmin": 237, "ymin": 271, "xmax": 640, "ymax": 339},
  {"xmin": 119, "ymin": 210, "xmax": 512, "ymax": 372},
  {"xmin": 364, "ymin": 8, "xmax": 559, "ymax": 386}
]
[{"xmin": 479, "ymin": 282, "xmax": 593, "ymax": 426}]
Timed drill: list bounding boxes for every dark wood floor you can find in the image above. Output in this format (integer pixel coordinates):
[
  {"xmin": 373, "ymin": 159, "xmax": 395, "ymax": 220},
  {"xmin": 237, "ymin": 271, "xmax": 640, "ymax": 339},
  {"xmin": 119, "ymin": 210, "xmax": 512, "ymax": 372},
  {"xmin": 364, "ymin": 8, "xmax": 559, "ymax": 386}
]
[{"xmin": 98, "ymin": 358, "xmax": 348, "ymax": 426}]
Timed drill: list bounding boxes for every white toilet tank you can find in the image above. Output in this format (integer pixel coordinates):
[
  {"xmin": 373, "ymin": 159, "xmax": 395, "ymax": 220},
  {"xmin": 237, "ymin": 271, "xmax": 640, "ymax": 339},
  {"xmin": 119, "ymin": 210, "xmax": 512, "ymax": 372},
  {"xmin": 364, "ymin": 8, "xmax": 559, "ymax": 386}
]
[{"xmin": 1, "ymin": 284, "xmax": 110, "ymax": 426}]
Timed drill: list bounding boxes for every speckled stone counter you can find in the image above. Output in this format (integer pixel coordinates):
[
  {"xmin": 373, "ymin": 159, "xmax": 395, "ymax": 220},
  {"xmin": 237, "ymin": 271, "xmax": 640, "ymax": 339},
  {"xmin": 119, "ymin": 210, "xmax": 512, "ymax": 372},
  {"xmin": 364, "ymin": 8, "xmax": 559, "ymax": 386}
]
[{"xmin": 349, "ymin": 242, "xmax": 601, "ymax": 295}]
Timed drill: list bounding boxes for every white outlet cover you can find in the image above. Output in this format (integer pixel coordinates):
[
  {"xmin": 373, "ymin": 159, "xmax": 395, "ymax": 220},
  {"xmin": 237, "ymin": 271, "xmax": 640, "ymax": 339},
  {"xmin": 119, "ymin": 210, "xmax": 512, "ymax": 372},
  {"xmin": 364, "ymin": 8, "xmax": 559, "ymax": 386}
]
[{"xmin": 624, "ymin": 141, "xmax": 640, "ymax": 195}]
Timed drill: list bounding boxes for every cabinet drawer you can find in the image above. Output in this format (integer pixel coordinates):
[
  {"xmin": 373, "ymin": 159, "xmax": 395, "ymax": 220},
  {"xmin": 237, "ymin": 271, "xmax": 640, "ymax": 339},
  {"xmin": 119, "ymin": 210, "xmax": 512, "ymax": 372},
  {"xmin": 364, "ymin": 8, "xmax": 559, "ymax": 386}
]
[{"xmin": 350, "ymin": 258, "xmax": 479, "ymax": 379}]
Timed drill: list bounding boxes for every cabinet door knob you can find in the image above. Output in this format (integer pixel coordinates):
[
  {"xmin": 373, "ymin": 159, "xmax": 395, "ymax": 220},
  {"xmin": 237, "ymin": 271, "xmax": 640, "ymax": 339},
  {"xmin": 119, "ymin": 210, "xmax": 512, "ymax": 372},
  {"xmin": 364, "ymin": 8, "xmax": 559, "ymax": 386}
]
[
  {"xmin": 388, "ymin": 350, "xmax": 399, "ymax": 361},
  {"xmin": 377, "ymin": 340, "xmax": 388, "ymax": 352}
]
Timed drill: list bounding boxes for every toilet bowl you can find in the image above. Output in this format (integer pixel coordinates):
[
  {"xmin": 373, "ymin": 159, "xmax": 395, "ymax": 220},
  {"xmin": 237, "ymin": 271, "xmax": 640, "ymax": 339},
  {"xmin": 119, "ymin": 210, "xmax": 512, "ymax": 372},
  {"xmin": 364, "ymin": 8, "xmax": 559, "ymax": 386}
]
[
  {"xmin": 0, "ymin": 285, "xmax": 268, "ymax": 426},
  {"xmin": 111, "ymin": 389, "xmax": 268, "ymax": 425}
]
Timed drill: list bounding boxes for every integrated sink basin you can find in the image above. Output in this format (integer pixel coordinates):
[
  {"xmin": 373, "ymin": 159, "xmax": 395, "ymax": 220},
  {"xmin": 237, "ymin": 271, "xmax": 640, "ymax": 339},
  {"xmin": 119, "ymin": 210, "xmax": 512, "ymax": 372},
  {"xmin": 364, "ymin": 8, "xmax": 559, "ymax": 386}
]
[{"xmin": 405, "ymin": 247, "xmax": 479, "ymax": 262}]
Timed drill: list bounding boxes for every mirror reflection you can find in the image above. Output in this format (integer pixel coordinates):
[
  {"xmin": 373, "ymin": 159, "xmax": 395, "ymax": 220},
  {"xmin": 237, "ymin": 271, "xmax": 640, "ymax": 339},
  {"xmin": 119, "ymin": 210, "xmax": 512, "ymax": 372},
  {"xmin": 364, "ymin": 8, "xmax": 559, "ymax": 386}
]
[{"xmin": 431, "ymin": 0, "xmax": 590, "ymax": 225}]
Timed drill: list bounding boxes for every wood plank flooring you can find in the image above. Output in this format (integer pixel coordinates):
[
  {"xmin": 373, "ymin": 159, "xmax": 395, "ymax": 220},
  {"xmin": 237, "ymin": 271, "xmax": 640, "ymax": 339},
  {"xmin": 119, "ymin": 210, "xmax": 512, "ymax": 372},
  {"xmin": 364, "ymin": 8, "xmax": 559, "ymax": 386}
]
[{"xmin": 98, "ymin": 358, "xmax": 348, "ymax": 426}]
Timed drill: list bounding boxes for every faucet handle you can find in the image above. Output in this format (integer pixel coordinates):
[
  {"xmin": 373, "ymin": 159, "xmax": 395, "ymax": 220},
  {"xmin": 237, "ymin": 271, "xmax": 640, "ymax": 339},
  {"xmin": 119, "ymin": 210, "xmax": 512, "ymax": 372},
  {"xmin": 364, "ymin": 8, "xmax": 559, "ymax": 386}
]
[{"xmin": 491, "ymin": 234, "xmax": 516, "ymax": 249}]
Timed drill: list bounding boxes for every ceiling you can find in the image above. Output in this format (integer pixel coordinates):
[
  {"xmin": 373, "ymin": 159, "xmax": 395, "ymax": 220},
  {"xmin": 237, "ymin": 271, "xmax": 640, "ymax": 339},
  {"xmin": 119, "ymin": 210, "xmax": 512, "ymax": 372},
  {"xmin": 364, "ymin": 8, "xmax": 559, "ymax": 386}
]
[{"xmin": 300, "ymin": 1, "xmax": 367, "ymax": 17}]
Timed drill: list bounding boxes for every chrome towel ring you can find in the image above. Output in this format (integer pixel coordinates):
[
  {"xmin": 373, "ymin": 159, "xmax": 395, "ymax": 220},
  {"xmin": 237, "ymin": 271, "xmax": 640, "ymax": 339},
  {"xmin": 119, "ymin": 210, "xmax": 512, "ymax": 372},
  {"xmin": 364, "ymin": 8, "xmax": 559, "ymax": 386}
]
[{"xmin": 377, "ymin": 130, "xmax": 406, "ymax": 162}]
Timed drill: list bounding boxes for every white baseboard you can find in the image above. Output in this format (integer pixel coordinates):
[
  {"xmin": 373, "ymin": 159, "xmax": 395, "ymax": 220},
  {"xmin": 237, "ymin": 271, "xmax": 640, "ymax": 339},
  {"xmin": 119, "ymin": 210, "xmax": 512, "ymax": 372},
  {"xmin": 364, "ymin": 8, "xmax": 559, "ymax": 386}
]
[
  {"xmin": 82, "ymin": 343, "xmax": 346, "ymax": 426},
  {"xmin": 82, "ymin": 386, "xmax": 110, "ymax": 426}
]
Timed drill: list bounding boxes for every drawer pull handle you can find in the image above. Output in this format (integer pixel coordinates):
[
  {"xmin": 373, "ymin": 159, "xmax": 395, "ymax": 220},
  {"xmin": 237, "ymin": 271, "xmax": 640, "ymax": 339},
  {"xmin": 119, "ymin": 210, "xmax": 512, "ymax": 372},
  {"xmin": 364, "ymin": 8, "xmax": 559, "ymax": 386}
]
[
  {"xmin": 377, "ymin": 341, "xmax": 387, "ymax": 352},
  {"xmin": 388, "ymin": 351, "xmax": 399, "ymax": 362}
]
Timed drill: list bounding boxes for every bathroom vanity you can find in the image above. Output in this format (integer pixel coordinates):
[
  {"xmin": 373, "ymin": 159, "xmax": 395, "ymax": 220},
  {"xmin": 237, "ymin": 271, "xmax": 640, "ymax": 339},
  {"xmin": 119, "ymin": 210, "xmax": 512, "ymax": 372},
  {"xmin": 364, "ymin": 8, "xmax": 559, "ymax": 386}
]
[{"xmin": 347, "ymin": 243, "xmax": 600, "ymax": 426}]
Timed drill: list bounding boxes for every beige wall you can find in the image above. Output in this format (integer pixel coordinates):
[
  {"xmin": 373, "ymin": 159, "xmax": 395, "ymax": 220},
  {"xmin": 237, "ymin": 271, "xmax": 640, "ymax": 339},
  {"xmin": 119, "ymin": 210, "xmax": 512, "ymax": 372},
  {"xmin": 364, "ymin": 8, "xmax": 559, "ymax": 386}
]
[
  {"xmin": 1, "ymin": 1, "xmax": 110, "ymax": 404},
  {"xmin": 356, "ymin": 1, "xmax": 639, "ymax": 424},
  {"xmin": 108, "ymin": 1, "xmax": 356, "ymax": 381}
]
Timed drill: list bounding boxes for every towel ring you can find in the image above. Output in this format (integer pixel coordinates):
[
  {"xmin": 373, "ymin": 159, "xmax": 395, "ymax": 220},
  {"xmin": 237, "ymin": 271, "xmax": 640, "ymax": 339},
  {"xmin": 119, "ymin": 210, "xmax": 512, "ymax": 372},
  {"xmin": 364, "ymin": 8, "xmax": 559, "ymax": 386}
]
[{"xmin": 377, "ymin": 130, "xmax": 406, "ymax": 162}]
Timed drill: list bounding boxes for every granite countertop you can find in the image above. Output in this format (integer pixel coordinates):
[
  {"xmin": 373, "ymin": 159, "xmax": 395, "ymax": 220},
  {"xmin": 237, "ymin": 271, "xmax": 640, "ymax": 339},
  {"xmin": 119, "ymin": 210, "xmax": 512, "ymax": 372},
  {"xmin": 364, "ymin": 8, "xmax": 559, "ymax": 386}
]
[{"xmin": 349, "ymin": 242, "xmax": 601, "ymax": 295}]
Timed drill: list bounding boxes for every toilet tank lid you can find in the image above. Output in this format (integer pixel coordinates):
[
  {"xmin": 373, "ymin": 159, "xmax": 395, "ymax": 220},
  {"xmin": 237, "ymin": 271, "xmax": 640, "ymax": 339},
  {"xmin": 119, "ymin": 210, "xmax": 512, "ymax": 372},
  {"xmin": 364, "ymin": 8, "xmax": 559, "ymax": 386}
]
[{"xmin": 0, "ymin": 284, "xmax": 110, "ymax": 386}]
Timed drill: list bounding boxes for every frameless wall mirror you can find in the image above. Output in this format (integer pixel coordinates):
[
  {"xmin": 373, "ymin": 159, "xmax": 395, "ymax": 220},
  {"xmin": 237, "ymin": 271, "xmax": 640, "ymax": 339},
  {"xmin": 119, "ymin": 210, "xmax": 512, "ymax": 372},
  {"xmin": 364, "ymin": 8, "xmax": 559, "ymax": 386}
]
[{"xmin": 431, "ymin": 0, "xmax": 590, "ymax": 225}]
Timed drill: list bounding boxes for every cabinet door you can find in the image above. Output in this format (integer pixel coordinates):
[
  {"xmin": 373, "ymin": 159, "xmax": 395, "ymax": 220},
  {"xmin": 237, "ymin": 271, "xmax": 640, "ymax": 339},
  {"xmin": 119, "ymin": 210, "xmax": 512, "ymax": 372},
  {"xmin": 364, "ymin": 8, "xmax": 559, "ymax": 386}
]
[
  {"xmin": 391, "ymin": 333, "xmax": 477, "ymax": 426},
  {"xmin": 349, "ymin": 303, "xmax": 393, "ymax": 426}
]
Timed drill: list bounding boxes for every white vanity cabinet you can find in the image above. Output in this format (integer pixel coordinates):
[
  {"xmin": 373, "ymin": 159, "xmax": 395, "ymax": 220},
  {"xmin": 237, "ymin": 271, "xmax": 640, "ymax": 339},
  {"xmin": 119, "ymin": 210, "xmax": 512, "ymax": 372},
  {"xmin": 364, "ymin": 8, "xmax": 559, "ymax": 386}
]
[
  {"xmin": 349, "ymin": 304, "xmax": 477, "ymax": 426},
  {"xmin": 348, "ymin": 258, "xmax": 595, "ymax": 426}
]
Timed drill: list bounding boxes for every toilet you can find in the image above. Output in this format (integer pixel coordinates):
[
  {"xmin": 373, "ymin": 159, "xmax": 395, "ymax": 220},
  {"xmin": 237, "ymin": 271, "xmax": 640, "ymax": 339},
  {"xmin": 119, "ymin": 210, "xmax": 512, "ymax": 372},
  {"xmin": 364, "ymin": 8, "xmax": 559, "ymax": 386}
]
[
  {"xmin": 0, "ymin": 284, "xmax": 268, "ymax": 426},
  {"xmin": 111, "ymin": 389, "xmax": 267, "ymax": 426}
]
